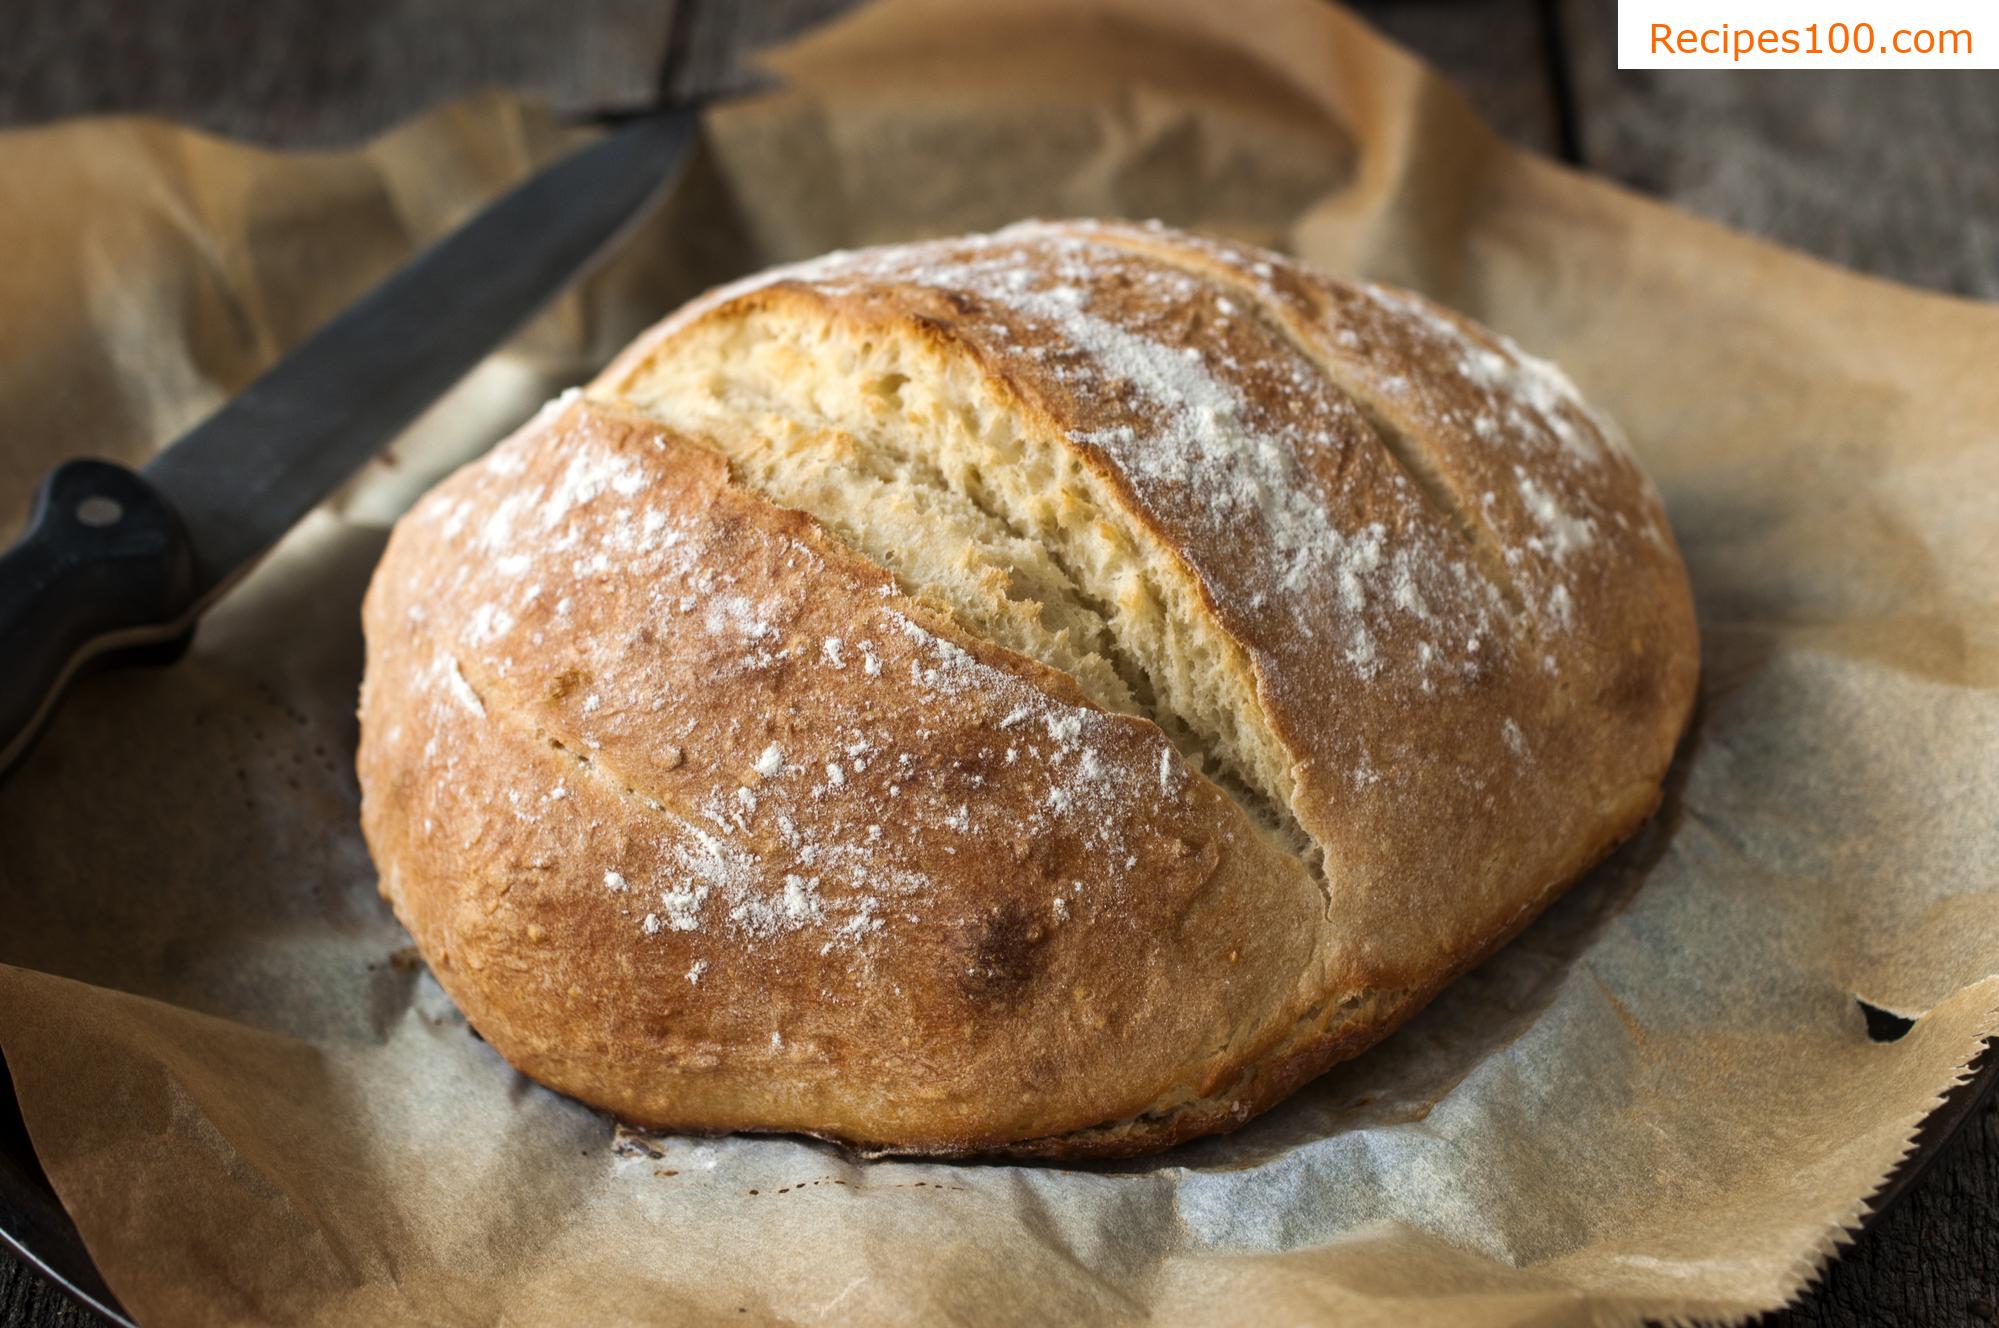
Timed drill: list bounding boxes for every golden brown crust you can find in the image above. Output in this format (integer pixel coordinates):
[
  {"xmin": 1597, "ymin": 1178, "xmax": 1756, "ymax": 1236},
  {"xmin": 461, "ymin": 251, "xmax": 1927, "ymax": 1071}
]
[
  {"xmin": 360, "ymin": 401, "xmax": 1329, "ymax": 1151},
  {"xmin": 359, "ymin": 222, "xmax": 1699, "ymax": 1157}
]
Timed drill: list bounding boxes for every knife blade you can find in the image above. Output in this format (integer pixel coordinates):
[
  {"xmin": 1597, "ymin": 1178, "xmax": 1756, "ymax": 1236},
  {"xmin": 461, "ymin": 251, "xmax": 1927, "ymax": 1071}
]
[{"xmin": 0, "ymin": 102, "xmax": 699, "ymax": 775}]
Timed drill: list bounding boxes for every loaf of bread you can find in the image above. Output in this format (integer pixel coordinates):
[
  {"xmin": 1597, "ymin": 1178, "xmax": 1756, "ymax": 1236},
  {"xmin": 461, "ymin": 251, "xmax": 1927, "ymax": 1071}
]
[{"xmin": 357, "ymin": 220, "xmax": 1698, "ymax": 1157}]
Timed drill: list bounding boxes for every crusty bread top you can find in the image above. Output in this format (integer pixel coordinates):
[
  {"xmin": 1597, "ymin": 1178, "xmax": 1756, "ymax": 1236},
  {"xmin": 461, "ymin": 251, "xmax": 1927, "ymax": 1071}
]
[
  {"xmin": 362, "ymin": 402, "xmax": 1329, "ymax": 1150},
  {"xmin": 359, "ymin": 221, "xmax": 1698, "ymax": 1154},
  {"xmin": 598, "ymin": 220, "xmax": 1696, "ymax": 994}
]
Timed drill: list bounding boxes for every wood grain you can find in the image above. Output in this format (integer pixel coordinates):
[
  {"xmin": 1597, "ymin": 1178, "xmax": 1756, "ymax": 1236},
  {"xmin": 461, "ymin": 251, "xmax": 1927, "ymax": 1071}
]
[
  {"xmin": 1559, "ymin": 0, "xmax": 1999, "ymax": 299},
  {"xmin": 3, "ymin": 0, "xmax": 1997, "ymax": 1322},
  {"xmin": 0, "ymin": 1257, "xmax": 92, "ymax": 1328},
  {"xmin": 1354, "ymin": 0, "xmax": 1571, "ymax": 155},
  {"xmin": 1542, "ymin": 13, "xmax": 1999, "ymax": 1310},
  {"xmin": 1765, "ymin": 1086, "xmax": 1999, "ymax": 1327},
  {"xmin": 0, "ymin": 0, "xmax": 682, "ymax": 144}
]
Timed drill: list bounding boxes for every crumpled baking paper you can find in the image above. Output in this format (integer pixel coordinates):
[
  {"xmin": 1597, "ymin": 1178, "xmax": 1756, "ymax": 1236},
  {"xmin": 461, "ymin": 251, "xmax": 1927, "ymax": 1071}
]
[{"xmin": 2, "ymin": 1, "xmax": 1996, "ymax": 1323}]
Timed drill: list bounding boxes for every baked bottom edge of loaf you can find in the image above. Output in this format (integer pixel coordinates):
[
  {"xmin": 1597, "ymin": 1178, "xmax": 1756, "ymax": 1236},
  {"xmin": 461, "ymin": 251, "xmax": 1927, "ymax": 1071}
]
[{"xmin": 359, "ymin": 221, "xmax": 1700, "ymax": 1158}]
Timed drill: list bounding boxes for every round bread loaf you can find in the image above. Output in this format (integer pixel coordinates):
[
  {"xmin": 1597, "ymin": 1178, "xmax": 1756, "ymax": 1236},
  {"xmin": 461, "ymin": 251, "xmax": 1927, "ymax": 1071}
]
[{"xmin": 357, "ymin": 220, "xmax": 1698, "ymax": 1157}]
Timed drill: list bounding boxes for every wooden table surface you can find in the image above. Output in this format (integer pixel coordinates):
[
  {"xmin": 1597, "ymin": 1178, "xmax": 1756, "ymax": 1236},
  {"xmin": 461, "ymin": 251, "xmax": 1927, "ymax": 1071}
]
[{"xmin": 2, "ymin": 1, "xmax": 1995, "ymax": 1322}]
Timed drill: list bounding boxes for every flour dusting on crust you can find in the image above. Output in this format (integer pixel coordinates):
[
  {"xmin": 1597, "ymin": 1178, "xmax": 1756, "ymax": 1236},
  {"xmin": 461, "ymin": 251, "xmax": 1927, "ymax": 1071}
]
[
  {"xmin": 359, "ymin": 221, "xmax": 1699, "ymax": 1157},
  {"xmin": 399, "ymin": 408, "xmax": 1209, "ymax": 972}
]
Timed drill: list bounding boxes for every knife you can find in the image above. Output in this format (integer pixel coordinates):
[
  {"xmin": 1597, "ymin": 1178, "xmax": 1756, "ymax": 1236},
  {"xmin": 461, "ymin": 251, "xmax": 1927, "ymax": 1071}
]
[{"xmin": 0, "ymin": 102, "xmax": 699, "ymax": 776}]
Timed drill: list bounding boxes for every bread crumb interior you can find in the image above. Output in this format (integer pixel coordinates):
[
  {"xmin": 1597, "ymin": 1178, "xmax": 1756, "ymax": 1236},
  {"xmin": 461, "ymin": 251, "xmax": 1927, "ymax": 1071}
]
[{"xmin": 615, "ymin": 306, "xmax": 1311, "ymax": 857}]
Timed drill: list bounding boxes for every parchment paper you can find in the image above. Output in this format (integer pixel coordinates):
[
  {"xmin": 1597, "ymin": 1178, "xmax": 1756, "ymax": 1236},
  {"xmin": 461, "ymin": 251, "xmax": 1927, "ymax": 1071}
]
[{"xmin": 4, "ymin": 1, "xmax": 1998, "ymax": 1323}]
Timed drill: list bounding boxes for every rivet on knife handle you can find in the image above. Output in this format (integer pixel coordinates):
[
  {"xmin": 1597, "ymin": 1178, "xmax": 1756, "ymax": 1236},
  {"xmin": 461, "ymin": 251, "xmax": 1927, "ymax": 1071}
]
[
  {"xmin": 0, "ymin": 101, "xmax": 700, "ymax": 781},
  {"xmin": 0, "ymin": 459, "xmax": 197, "ymax": 774}
]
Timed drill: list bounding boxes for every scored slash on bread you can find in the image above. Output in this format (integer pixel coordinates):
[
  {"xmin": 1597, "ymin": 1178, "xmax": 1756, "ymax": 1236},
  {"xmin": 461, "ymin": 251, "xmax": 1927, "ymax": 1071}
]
[{"xmin": 358, "ymin": 221, "xmax": 1698, "ymax": 1157}]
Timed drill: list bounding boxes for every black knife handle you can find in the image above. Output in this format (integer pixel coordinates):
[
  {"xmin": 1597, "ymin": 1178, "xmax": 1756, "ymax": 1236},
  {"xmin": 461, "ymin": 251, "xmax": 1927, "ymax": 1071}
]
[{"xmin": 0, "ymin": 459, "xmax": 198, "ymax": 773}]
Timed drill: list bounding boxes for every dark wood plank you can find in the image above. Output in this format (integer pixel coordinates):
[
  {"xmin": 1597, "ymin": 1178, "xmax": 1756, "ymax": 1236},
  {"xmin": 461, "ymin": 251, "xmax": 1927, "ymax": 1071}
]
[
  {"xmin": 0, "ymin": 1253, "xmax": 95, "ymax": 1328},
  {"xmin": 1350, "ymin": 0, "xmax": 1570, "ymax": 155},
  {"xmin": 657, "ymin": 0, "xmax": 859, "ymax": 100},
  {"xmin": 1555, "ymin": 3, "xmax": 1999, "ymax": 1322},
  {"xmin": 0, "ymin": 2, "xmax": 1992, "ymax": 1324},
  {"xmin": 1559, "ymin": 0, "xmax": 1999, "ymax": 298},
  {"xmin": 0, "ymin": 0, "xmax": 1573, "ymax": 154},
  {"xmin": 653, "ymin": 0, "xmax": 1576, "ymax": 157},
  {"xmin": 1762, "ymin": 1090, "xmax": 1999, "ymax": 1326},
  {"xmin": 0, "ymin": 0, "xmax": 682, "ymax": 144},
  {"xmin": 0, "ymin": 1, "xmax": 684, "ymax": 1318}
]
